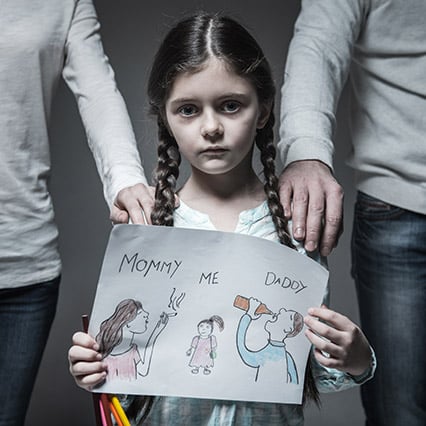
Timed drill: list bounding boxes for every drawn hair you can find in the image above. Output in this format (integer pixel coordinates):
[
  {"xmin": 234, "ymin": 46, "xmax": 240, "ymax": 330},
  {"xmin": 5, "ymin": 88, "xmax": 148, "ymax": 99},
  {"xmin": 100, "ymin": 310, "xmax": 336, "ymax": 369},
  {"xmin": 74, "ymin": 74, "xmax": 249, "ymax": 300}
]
[
  {"xmin": 145, "ymin": 11, "xmax": 318, "ymax": 406},
  {"xmin": 286, "ymin": 311, "xmax": 304, "ymax": 339},
  {"xmin": 95, "ymin": 299, "xmax": 143, "ymax": 358},
  {"xmin": 198, "ymin": 315, "xmax": 225, "ymax": 332}
]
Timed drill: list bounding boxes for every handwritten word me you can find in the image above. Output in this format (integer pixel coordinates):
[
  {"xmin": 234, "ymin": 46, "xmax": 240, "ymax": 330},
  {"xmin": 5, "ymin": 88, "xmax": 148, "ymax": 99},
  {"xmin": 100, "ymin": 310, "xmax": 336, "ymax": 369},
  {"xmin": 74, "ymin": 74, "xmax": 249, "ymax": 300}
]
[
  {"xmin": 264, "ymin": 272, "xmax": 307, "ymax": 294},
  {"xmin": 199, "ymin": 271, "xmax": 219, "ymax": 285},
  {"xmin": 119, "ymin": 253, "xmax": 182, "ymax": 279}
]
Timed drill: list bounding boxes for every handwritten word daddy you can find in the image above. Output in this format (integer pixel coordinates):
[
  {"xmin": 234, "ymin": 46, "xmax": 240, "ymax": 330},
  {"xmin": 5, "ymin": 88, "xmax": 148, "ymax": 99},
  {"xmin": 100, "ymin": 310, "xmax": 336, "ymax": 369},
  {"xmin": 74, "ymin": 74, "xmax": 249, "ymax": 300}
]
[
  {"xmin": 118, "ymin": 253, "xmax": 182, "ymax": 279},
  {"xmin": 264, "ymin": 272, "xmax": 307, "ymax": 294}
]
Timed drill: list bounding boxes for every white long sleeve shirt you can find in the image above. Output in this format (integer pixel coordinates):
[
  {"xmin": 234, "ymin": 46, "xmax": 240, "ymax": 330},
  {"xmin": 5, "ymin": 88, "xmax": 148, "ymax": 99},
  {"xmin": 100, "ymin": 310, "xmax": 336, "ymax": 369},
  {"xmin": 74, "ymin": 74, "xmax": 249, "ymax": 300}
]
[
  {"xmin": 279, "ymin": 0, "xmax": 426, "ymax": 214},
  {"xmin": 0, "ymin": 0, "xmax": 147, "ymax": 288}
]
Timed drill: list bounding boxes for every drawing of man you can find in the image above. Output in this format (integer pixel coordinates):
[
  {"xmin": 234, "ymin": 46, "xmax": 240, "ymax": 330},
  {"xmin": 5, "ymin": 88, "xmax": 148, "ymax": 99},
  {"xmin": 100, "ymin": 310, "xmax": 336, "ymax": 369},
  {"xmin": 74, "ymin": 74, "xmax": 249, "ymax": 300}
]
[{"xmin": 236, "ymin": 297, "xmax": 303, "ymax": 383}]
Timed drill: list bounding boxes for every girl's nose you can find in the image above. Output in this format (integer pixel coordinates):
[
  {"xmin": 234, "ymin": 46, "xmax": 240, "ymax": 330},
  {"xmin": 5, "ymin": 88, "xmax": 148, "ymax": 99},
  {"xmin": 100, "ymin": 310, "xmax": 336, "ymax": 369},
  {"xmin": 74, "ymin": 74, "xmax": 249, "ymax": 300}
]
[{"xmin": 201, "ymin": 111, "xmax": 224, "ymax": 139}]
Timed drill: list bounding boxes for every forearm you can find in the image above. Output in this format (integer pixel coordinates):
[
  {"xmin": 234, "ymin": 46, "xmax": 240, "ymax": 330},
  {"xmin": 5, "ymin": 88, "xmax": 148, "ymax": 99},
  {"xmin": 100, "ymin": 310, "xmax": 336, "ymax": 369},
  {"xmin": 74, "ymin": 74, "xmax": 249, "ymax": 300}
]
[
  {"xmin": 311, "ymin": 347, "xmax": 376, "ymax": 393},
  {"xmin": 62, "ymin": 0, "xmax": 147, "ymax": 207},
  {"xmin": 278, "ymin": 0, "xmax": 366, "ymax": 167},
  {"xmin": 236, "ymin": 315, "xmax": 260, "ymax": 368}
]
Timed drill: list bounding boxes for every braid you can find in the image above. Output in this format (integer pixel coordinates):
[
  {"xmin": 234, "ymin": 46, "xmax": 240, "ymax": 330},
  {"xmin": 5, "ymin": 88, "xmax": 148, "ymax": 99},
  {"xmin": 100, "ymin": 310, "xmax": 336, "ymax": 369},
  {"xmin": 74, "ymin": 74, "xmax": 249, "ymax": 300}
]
[
  {"xmin": 256, "ymin": 110, "xmax": 294, "ymax": 248},
  {"xmin": 150, "ymin": 117, "xmax": 181, "ymax": 227},
  {"xmin": 256, "ymin": 110, "xmax": 320, "ymax": 406}
]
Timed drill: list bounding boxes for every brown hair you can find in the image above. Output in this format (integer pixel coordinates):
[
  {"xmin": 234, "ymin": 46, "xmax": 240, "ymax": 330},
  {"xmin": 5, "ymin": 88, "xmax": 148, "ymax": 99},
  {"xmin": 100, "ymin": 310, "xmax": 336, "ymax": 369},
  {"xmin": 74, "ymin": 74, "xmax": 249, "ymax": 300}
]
[{"xmin": 147, "ymin": 10, "xmax": 319, "ymax": 406}]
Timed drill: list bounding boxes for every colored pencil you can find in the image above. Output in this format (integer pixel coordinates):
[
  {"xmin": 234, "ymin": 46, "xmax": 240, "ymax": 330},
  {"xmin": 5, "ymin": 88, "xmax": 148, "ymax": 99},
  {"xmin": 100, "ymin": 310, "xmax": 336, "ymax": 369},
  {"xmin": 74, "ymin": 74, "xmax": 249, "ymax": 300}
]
[
  {"xmin": 109, "ymin": 399, "xmax": 125, "ymax": 426},
  {"xmin": 110, "ymin": 395, "xmax": 131, "ymax": 426},
  {"xmin": 99, "ymin": 399, "xmax": 108, "ymax": 426},
  {"xmin": 100, "ymin": 393, "xmax": 114, "ymax": 426}
]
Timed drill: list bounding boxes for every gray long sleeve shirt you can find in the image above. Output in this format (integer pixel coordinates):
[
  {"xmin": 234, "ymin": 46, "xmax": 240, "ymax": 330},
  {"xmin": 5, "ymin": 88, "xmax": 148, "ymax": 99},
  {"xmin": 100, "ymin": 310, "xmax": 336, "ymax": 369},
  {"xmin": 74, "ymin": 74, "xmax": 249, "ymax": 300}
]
[
  {"xmin": 279, "ymin": 0, "xmax": 426, "ymax": 214},
  {"xmin": 0, "ymin": 0, "xmax": 147, "ymax": 288}
]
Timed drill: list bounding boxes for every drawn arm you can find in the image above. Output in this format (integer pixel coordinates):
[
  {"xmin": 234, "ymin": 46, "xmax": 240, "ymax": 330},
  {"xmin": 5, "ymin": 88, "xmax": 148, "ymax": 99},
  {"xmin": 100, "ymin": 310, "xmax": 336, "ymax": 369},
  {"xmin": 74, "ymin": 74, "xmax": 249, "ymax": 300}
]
[
  {"xmin": 186, "ymin": 336, "xmax": 198, "ymax": 356},
  {"xmin": 286, "ymin": 351, "xmax": 299, "ymax": 384},
  {"xmin": 236, "ymin": 314, "xmax": 262, "ymax": 369},
  {"xmin": 138, "ymin": 312, "xmax": 169, "ymax": 377}
]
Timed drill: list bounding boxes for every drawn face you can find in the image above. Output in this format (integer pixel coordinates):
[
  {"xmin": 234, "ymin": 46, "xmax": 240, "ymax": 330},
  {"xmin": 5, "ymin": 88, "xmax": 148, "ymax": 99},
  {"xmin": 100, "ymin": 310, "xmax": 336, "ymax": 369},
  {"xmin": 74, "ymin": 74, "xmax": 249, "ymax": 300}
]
[
  {"xmin": 265, "ymin": 308, "xmax": 295, "ymax": 341},
  {"xmin": 126, "ymin": 308, "xmax": 149, "ymax": 334},
  {"xmin": 198, "ymin": 321, "xmax": 213, "ymax": 338},
  {"xmin": 165, "ymin": 57, "xmax": 270, "ymax": 177}
]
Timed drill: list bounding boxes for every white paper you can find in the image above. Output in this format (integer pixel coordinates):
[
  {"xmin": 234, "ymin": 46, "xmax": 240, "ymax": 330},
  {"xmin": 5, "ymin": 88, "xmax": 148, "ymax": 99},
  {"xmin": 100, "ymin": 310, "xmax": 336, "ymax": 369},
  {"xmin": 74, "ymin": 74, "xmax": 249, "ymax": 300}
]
[{"xmin": 89, "ymin": 224, "xmax": 328, "ymax": 404}]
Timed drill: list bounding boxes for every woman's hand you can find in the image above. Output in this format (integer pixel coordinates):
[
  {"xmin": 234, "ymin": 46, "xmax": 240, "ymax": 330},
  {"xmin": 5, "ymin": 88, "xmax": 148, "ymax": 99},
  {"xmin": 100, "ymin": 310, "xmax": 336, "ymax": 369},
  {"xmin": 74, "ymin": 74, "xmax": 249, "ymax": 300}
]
[
  {"xmin": 304, "ymin": 306, "xmax": 372, "ymax": 376},
  {"xmin": 68, "ymin": 332, "xmax": 107, "ymax": 391}
]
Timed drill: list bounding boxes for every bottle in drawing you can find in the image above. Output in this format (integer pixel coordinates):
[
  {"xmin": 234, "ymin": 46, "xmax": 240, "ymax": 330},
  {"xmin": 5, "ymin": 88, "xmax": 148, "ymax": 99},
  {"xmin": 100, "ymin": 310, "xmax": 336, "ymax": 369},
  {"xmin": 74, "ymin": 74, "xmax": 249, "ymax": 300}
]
[{"xmin": 233, "ymin": 295, "xmax": 273, "ymax": 315}]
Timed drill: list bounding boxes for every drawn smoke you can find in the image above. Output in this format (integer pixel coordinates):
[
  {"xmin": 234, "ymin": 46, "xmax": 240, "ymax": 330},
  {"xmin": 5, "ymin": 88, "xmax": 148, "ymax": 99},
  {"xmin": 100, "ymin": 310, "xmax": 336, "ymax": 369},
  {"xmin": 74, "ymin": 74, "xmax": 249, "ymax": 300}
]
[{"xmin": 167, "ymin": 288, "xmax": 186, "ymax": 316}]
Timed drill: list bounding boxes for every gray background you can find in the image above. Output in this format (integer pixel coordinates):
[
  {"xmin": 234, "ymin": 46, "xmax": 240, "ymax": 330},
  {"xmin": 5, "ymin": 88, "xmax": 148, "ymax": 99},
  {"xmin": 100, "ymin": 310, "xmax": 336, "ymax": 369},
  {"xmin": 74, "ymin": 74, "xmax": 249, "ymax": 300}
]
[{"xmin": 26, "ymin": 1, "xmax": 361, "ymax": 424}]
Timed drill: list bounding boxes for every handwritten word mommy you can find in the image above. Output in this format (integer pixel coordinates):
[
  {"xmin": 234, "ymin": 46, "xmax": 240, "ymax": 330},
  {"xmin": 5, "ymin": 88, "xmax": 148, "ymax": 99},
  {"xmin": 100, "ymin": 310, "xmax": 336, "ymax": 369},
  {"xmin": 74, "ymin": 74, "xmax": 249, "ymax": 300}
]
[
  {"xmin": 118, "ymin": 253, "xmax": 182, "ymax": 278},
  {"xmin": 264, "ymin": 272, "xmax": 307, "ymax": 294}
]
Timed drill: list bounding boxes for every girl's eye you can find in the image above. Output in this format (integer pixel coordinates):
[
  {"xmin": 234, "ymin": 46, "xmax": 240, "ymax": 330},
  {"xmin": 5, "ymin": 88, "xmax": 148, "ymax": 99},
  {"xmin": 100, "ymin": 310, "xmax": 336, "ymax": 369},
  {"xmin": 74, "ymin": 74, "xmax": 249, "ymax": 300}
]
[
  {"xmin": 222, "ymin": 101, "xmax": 241, "ymax": 113},
  {"xmin": 178, "ymin": 105, "xmax": 197, "ymax": 117}
]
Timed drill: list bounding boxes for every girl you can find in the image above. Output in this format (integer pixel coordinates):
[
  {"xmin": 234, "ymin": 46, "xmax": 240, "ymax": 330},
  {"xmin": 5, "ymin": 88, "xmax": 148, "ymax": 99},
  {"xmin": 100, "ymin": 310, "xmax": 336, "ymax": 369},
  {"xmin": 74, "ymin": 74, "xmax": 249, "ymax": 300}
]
[
  {"xmin": 186, "ymin": 315, "xmax": 224, "ymax": 375},
  {"xmin": 68, "ymin": 12, "xmax": 375, "ymax": 425}
]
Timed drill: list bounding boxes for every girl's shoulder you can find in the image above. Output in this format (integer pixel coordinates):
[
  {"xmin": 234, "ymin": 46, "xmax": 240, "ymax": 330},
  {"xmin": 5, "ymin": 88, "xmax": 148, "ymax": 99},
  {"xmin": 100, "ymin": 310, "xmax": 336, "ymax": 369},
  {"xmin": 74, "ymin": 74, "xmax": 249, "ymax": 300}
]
[{"xmin": 173, "ymin": 200, "xmax": 327, "ymax": 268}]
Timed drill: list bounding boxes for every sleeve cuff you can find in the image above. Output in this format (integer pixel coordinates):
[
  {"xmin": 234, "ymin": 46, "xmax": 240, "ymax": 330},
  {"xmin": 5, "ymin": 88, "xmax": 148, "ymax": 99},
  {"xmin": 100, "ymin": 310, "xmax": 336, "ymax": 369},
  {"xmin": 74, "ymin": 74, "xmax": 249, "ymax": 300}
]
[{"xmin": 348, "ymin": 346, "xmax": 377, "ymax": 384}]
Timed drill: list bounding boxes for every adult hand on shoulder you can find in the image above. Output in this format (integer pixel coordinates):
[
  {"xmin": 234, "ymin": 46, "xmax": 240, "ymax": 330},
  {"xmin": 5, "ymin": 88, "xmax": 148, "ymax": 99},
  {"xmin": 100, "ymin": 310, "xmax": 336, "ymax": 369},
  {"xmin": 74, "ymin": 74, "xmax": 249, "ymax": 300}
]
[
  {"xmin": 110, "ymin": 183, "xmax": 155, "ymax": 225},
  {"xmin": 279, "ymin": 160, "xmax": 344, "ymax": 256}
]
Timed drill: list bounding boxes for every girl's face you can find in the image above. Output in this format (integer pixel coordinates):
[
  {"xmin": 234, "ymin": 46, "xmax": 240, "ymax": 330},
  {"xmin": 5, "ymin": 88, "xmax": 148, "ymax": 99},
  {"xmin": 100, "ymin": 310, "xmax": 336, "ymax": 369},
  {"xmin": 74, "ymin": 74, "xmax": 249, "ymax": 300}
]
[
  {"xmin": 165, "ymin": 57, "xmax": 270, "ymax": 177},
  {"xmin": 126, "ymin": 308, "xmax": 149, "ymax": 334},
  {"xmin": 198, "ymin": 321, "xmax": 213, "ymax": 337}
]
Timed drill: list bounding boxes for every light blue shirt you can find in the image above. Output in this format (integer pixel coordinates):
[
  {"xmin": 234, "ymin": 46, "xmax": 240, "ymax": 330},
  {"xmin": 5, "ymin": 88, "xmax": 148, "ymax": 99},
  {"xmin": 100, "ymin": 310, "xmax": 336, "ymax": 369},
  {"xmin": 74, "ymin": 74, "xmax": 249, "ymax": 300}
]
[{"xmin": 236, "ymin": 314, "xmax": 299, "ymax": 384}]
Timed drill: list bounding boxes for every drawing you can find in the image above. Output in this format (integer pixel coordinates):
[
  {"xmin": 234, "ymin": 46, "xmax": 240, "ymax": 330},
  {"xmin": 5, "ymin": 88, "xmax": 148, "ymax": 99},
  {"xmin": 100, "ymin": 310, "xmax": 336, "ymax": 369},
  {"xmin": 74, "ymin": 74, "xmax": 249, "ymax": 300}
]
[
  {"xmin": 96, "ymin": 294, "xmax": 183, "ymax": 382},
  {"xmin": 234, "ymin": 295, "xmax": 303, "ymax": 384},
  {"xmin": 186, "ymin": 315, "xmax": 224, "ymax": 375},
  {"xmin": 168, "ymin": 287, "xmax": 186, "ymax": 313}
]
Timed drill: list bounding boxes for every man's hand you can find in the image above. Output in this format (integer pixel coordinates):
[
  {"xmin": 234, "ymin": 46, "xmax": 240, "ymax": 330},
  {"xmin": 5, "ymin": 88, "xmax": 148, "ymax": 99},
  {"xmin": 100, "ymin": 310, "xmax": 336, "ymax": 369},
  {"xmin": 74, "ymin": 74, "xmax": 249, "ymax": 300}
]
[
  {"xmin": 110, "ymin": 183, "xmax": 155, "ymax": 225},
  {"xmin": 279, "ymin": 160, "xmax": 344, "ymax": 256}
]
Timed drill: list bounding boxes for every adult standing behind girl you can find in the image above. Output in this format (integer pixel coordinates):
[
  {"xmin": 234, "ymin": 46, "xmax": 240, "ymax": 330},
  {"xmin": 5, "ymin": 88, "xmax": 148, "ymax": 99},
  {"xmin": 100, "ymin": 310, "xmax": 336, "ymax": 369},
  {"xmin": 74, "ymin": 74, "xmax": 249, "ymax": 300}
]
[
  {"xmin": 68, "ymin": 12, "xmax": 375, "ymax": 425},
  {"xmin": 0, "ymin": 1, "xmax": 151, "ymax": 425}
]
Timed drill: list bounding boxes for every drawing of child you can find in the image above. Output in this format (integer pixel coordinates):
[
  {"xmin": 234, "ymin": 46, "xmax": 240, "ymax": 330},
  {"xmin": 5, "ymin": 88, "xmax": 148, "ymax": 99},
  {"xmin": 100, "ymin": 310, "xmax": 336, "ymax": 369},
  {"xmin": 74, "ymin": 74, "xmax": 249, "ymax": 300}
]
[{"xmin": 186, "ymin": 315, "xmax": 224, "ymax": 375}]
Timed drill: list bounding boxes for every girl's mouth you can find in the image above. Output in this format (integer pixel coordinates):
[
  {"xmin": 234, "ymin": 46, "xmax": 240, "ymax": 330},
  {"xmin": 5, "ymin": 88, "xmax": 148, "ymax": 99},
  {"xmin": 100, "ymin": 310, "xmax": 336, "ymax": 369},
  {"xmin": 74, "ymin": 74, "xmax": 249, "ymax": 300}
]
[{"xmin": 202, "ymin": 146, "xmax": 227, "ymax": 154}]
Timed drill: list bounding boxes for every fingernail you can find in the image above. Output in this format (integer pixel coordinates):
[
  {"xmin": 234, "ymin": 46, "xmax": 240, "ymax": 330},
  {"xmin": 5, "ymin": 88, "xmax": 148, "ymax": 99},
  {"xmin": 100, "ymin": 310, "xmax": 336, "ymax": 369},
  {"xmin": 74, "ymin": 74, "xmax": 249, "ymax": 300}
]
[
  {"xmin": 305, "ymin": 240, "xmax": 317, "ymax": 252},
  {"xmin": 294, "ymin": 227, "xmax": 303, "ymax": 238},
  {"xmin": 321, "ymin": 246, "xmax": 331, "ymax": 256}
]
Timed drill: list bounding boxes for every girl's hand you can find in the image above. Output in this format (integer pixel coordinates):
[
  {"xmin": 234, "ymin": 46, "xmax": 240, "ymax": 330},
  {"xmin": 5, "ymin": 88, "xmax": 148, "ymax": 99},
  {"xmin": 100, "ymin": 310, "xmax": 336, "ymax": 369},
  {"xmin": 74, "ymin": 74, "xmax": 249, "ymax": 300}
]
[
  {"xmin": 68, "ymin": 332, "xmax": 107, "ymax": 391},
  {"xmin": 304, "ymin": 306, "xmax": 372, "ymax": 376}
]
